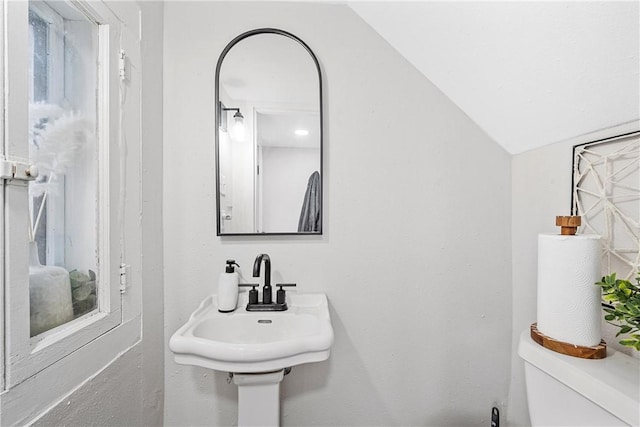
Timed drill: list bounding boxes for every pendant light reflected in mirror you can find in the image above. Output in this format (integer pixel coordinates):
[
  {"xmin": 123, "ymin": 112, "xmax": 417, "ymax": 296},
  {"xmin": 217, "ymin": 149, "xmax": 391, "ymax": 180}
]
[{"xmin": 219, "ymin": 101, "xmax": 245, "ymax": 141}]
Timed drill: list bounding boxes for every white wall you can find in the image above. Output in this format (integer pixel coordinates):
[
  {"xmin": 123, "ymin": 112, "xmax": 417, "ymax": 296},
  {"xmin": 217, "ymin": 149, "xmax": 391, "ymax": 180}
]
[
  {"xmin": 507, "ymin": 121, "xmax": 639, "ymax": 426},
  {"xmin": 139, "ymin": 2, "xmax": 165, "ymax": 423},
  {"xmin": 32, "ymin": 347, "xmax": 143, "ymax": 426},
  {"xmin": 163, "ymin": 2, "xmax": 511, "ymax": 426}
]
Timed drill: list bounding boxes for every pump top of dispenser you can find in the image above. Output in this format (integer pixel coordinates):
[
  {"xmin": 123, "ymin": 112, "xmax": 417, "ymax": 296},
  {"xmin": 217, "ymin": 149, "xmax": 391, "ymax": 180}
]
[{"xmin": 225, "ymin": 260, "xmax": 239, "ymax": 273}]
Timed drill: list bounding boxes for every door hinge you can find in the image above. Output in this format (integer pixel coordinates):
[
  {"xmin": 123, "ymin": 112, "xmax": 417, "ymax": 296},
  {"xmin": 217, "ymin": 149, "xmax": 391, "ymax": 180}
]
[
  {"xmin": 119, "ymin": 263, "xmax": 130, "ymax": 294},
  {"xmin": 119, "ymin": 50, "xmax": 127, "ymax": 81},
  {"xmin": 0, "ymin": 157, "xmax": 38, "ymax": 182}
]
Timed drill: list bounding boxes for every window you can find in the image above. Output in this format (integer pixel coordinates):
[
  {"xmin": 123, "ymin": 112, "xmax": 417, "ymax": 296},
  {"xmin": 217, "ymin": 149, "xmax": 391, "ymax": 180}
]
[
  {"xmin": 28, "ymin": 0, "xmax": 99, "ymax": 337},
  {"xmin": 1, "ymin": 0, "xmax": 142, "ymax": 397}
]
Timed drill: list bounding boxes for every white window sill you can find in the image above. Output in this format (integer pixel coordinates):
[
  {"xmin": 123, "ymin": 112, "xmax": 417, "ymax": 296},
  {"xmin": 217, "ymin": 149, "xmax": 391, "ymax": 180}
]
[{"xmin": 30, "ymin": 310, "xmax": 116, "ymax": 354}]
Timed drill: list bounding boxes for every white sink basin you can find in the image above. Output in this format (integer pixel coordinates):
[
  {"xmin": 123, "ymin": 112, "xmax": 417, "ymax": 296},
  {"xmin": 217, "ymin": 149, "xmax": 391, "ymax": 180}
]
[{"xmin": 169, "ymin": 291, "xmax": 334, "ymax": 373}]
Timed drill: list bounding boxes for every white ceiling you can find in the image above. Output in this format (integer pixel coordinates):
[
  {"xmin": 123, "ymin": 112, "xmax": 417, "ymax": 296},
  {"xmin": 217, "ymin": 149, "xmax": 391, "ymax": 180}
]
[
  {"xmin": 347, "ymin": 1, "xmax": 640, "ymax": 154},
  {"xmin": 257, "ymin": 111, "xmax": 320, "ymax": 148}
]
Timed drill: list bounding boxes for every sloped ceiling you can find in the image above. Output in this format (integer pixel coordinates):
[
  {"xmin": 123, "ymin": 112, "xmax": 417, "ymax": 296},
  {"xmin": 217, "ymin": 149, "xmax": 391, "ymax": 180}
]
[{"xmin": 348, "ymin": 1, "xmax": 640, "ymax": 154}]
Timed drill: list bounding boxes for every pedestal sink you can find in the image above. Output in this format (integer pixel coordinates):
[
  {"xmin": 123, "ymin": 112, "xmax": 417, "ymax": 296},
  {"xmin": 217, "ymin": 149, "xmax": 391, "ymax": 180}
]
[{"xmin": 169, "ymin": 291, "xmax": 334, "ymax": 426}]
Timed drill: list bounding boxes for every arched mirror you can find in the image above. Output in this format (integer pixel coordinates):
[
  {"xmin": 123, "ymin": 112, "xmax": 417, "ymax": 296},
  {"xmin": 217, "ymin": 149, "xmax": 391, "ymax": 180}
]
[{"xmin": 215, "ymin": 29, "xmax": 323, "ymax": 235}]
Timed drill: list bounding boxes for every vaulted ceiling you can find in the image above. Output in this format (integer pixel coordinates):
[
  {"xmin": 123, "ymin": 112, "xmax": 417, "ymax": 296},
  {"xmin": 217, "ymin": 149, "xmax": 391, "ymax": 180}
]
[{"xmin": 348, "ymin": 1, "xmax": 639, "ymax": 154}]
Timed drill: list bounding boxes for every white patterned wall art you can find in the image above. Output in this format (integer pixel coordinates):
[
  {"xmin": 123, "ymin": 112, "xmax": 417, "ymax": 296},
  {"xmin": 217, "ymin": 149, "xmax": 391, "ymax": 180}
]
[{"xmin": 572, "ymin": 131, "xmax": 640, "ymax": 280}]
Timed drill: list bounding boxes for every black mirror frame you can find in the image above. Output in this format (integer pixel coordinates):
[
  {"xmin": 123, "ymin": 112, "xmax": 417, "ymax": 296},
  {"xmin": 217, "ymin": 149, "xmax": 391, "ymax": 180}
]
[{"xmin": 215, "ymin": 28, "xmax": 323, "ymax": 236}]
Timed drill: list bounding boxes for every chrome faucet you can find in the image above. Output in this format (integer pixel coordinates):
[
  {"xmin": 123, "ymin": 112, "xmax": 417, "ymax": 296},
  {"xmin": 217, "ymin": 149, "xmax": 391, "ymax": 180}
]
[{"xmin": 252, "ymin": 253, "xmax": 272, "ymax": 304}]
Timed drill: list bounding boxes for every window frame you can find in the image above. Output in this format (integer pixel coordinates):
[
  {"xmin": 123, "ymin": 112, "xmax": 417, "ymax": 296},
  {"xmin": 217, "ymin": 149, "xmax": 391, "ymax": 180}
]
[{"xmin": 2, "ymin": 0, "xmax": 127, "ymax": 389}]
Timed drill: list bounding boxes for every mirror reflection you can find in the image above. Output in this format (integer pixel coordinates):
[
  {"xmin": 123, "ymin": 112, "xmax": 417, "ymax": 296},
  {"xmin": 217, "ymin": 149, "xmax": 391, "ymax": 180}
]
[{"xmin": 216, "ymin": 29, "xmax": 322, "ymax": 235}]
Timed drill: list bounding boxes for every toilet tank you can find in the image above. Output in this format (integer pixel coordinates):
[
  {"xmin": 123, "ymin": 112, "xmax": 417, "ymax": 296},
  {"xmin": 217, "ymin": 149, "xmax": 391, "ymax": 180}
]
[{"xmin": 518, "ymin": 329, "xmax": 639, "ymax": 427}]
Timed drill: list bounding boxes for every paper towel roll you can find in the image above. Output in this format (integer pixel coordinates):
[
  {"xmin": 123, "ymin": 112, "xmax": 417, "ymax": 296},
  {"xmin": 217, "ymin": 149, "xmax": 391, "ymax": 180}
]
[{"xmin": 537, "ymin": 233, "xmax": 602, "ymax": 347}]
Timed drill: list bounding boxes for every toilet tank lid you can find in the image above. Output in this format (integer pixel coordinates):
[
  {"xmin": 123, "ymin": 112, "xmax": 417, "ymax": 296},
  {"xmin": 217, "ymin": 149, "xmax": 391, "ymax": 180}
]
[{"xmin": 518, "ymin": 329, "xmax": 639, "ymax": 426}]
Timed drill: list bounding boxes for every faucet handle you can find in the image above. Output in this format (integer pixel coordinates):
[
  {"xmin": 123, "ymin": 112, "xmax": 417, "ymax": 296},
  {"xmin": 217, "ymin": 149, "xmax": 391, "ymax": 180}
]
[
  {"xmin": 239, "ymin": 283, "xmax": 259, "ymax": 304},
  {"xmin": 275, "ymin": 284, "xmax": 296, "ymax": 305},
  {"xmin": 275, "ymin": 283, "xmax": 296, "ymax": 288}
]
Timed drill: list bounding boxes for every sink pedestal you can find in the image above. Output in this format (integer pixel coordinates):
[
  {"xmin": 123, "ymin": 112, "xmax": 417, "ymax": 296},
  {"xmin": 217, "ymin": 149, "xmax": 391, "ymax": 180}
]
[{"xmin": 233, "ymin": 369, "xmax": 285, "ymax": 426}]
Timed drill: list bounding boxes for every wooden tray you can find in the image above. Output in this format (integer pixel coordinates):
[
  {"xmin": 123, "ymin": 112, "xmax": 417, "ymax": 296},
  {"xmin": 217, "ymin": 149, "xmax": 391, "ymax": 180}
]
[{"xmin": 530, "ymin": 323, "xmax": 607, "ymax": 359}]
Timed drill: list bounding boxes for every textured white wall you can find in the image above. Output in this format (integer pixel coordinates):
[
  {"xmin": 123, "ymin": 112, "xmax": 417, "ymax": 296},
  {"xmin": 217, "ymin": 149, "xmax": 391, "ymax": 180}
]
[
  {"xmin": 32, "ymin": 348, "xmax": 144, "ymax": 426},
  {"xmin": 163, "ymin": 2, "xmax": 511, "ymax": 426},
  {"xmin": 139, "ymin": 2, "xmax": 165, "ymax": 423}
]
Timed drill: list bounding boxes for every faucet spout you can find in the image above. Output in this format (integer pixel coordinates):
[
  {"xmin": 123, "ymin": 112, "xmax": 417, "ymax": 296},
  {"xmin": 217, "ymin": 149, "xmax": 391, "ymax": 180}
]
[
  {"xmin": 252, "ymin": 254, "xmax": 272, "ymax": 304},
  {"xmin": 252, "ymin": 254, "xmax": 271, "ymax": 286}
]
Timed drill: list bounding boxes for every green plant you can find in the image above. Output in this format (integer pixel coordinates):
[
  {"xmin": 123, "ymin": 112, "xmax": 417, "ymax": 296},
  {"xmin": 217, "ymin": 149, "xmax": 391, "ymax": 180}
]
[{"xmin": 595, "ymin": 273, "xmax": 640, "ymax": 350}]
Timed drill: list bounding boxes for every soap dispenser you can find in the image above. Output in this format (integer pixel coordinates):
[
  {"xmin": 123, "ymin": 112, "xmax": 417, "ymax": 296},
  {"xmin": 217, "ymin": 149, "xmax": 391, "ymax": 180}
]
[{"xmin": 218, "ymin": 260, "xmax": 239, "ymax": 312}]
